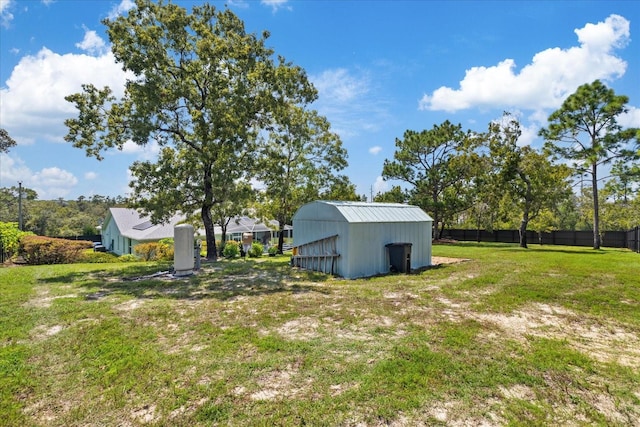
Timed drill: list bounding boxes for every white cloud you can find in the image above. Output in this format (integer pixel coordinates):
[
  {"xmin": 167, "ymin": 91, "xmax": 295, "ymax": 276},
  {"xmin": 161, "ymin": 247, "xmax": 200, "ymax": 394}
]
[
  {"xmin": 372, "ymin": 176, "xmax": 388, "ymax": 197},
  {"xmin": 0, "ymin": 154, "xmax": 78, "ymax": 199},
  {"xmin": 84, "ymin": 171, "xmax": 98, "ymax": 180},
  {"xmin": 419, "ymin": 14, "xmax": 630, "ymax": 113},
  {"xmin": 311, "ymin": 68, "xmax": 390, "ymax": 140},
  {"xmin": 0, "ymin": 0, "xmax": 14, "ymax": 28},
  {"xmin": 32, "ymin": 167, "xmax": 78, "ymax": 197},
  {"xmin": 119, "ymin": 139, "xmax": 161, "ymax": 161},
  {"xmin": 107, "ymin": 0, "xmax": 135, "ymax": 20},
  {"xmin": 0, "ymin": 47, "xmax": 130, "ymax": 146},
  {"xmin": 261, "ymin": 0, "xmax": 291, "ymax": 12},
  {"xmin": 76, "ymin": 26, "xmax": 108, "ymax": 55},
  {"xmin": 313, "ymin": 68, "xmax": 369, "ymax": 104},
  {"xmin": 369, "ymin": 146, "xmax": 382, "ymax": 155},
  {"xmin": 619, "ymin": 107, "xmax": 640, "ymax": 128}
]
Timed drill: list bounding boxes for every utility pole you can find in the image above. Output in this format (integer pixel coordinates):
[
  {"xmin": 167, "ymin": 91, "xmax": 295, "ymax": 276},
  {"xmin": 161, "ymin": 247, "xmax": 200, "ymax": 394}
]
[{"xmin": 18, "ymin": 181, "xmax": 23, "ymax": 231}]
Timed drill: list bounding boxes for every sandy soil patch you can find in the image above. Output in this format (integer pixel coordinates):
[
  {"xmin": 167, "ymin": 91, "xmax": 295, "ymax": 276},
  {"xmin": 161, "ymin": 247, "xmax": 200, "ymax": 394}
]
[
  {"xmin": 471, "ymin": 303, "xmax": 640, "ymax": 368},
  {"xmin": 431, "ymin": 256, "xmax": 470, "ymax": 266}
]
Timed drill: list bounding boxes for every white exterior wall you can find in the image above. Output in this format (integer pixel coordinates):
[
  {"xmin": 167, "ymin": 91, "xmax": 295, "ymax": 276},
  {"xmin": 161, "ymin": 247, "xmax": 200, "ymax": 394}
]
[
  {"xmin": 101, "ymin": 216, "xmax": 140, "ymax": 255},
  {"xmin": 343, "ymin": 222, "xmax": 431, "ymax": 279},
  {"xmin": 101, "ymin": 217, "xmax": 120, "ymax": 254},
  {"xmin": 293, "ymin": 201, "xmax": 433, "ymax": 279}
]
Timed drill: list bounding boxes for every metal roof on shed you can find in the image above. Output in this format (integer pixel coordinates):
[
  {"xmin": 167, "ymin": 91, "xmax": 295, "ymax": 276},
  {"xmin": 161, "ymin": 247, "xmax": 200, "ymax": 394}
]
[{"xmin": 294, "ymin": 201, "xmax": 433, "ymax": 223}]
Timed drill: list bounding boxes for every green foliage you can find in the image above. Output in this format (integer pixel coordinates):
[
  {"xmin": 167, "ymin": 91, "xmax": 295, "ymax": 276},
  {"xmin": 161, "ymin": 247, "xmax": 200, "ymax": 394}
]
[
  {"xmin": 79, "ymin": 251, "xmax": 137, "ymax": 263},
  {"xmin": 0, "ymin": 189, "xmax": 119, "ymax": 238},
  {"xmin": 78, "ymin": 250, "xmax": 120, "ymax": 263},
  {"xmin": 254, "ymin": 105, "xmax": 350, "ymax": 253},
  {"xmin": 117, "ymin": 254, "xmax": 139, "ymax": 263},
  {"xmin": 0, "ymin": 128, "xmax": 17, "ymax": 153},
  {"xmin": 247, "ymin": 242, "xmax": 263, "ymax": 258},
  {"xmin": 268, "ymin": 245, "xmax": 278, "ymax": 255},
  {"xmin": 374, "ymin": 185, "xmax": 407, "ymax": 203},
  {"xmin": 133, "ymin": 242, "xmax": 173, "ymax": 261},
  {"xmin": 65, "ymin": 2, "xmax": 318, "ymax": 260},
  {"xmin": 0, "ymin": 222, "xmax": 32, "ymax": 260},
  {"xmin": 19, "ymin": 235, "xmax": 93, "ymax": 264},
  {"xmin": 382, "ymin": 120, "xmax": 483, "ymax": 238},
  {"xmin": 222, "ymin": 240, "xmax": 240, "ymax": 258},
  {"xmin": 540, "ymin": 80, "xmax": 640, "ymax": 248},
  {"xmin": 484, "ymin": 113, "xmax": 573, "ymax": 247}
]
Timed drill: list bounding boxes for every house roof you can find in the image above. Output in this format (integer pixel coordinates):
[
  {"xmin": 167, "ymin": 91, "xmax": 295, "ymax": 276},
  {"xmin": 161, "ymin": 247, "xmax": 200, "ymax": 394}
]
[
  {"xmin": 107, "ymin": 208, "xmax": 288, "ymax": 240},
  {"xmin": 220, "ymin": 216, "xmax": 284, "ymax": 234},
  {"xmin": 293, "ymin": 201, "xmax": 433, "ymax": 223},
  {"xmin": 107, "ymin": 207, "xmax": 185, "ymax": 241}
]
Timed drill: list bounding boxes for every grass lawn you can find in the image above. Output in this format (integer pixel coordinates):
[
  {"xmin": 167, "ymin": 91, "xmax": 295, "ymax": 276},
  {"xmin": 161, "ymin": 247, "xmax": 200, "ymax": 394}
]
[{"xmin": 1, "ymin": 242, "xmax": 639, "ymax": 426}]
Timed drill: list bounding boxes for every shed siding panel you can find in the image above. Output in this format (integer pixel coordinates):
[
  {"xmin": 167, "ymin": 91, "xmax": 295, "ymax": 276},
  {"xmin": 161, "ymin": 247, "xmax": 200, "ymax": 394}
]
[
  {"xmin": 344, "ymin": 222, "xmax": 431, "ymax": 278},
  {"xmin": 293, "ymin": 201, "xmax": 433, "ymax": 279}
]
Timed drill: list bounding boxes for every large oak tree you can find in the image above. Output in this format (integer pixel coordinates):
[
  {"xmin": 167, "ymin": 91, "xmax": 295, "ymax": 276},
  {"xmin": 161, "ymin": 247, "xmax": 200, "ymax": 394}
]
[{"xmin": 64, "ymin": 1, "xmax": 316, "ymax": 259}]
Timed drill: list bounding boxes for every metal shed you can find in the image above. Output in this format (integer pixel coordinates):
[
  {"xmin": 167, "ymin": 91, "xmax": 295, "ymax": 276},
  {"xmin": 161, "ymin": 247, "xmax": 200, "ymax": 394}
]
[{"xmin": 291, "ymin": 201, "xmax": 433, "ymax": 279}]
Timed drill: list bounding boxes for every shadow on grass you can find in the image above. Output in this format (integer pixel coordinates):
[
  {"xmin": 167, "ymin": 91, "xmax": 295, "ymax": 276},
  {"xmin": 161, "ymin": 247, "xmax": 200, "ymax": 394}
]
[
  {"xmin": 41, "ymin": 258, "xmax": 331, "ymax": 302},
  {"xmin": 450, "ymin": 241, "xmax": 610, "ymax": 256},
  {"xmin": 523, "ymin": 246, "xmax": 609, "ymax": 256}
]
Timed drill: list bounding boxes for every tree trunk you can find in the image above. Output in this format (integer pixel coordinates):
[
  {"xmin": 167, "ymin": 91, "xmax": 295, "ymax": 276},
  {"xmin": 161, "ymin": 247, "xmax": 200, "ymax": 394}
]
[
  {"xmin": 591, "ymin": 163, "xmax": 601, "ymax": 249},
  {"xmin": 220, "ymin": 228, "xmax": 227, "ymax": 257},
  {"xmin": 519, "ymin": 218, "xmax": 528, "ymax": 248},
  {"xmin": 277, "ymin": 227, "xmax": 284, "ymax": 254},
  {"xmin": 201, "ymin": 164, "xmax": 217, "ymax": 260},
  {"xmin": 201, "ymin": 206, "xmax": 217, "ymax": 261}
]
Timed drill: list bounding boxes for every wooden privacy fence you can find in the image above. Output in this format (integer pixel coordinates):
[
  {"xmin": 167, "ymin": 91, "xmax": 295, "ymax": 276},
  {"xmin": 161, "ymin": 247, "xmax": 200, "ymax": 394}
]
[
  {"xmin": 291, "ymin": 235, "xmax": 340, "ymax": 275},
  {"xmin": 444, "ymin": 228, "xmax": 640, "ymax": 251}
]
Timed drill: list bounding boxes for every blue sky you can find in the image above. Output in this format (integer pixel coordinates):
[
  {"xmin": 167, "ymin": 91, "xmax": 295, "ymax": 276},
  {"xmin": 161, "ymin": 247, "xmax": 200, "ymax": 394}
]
[{"xmin": 1, "ymin": 0, "xmax": 639, "ymax": 201}]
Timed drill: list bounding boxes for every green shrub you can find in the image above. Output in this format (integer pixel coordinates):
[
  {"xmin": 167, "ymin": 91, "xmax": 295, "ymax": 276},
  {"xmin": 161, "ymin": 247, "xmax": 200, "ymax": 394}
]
[
  {"xmin": 0, "ymin": 222, "xmax": 32, "ymax": 261},
  {"xmin": 19, "ymin": 235, "xmax": 93, "ymax": 265},
  {"xmin": 223, "ymin": 240, "xmax": 240, "ymax": 258},
  {"xmin": 134, "ymin": 242, "xmax": 174, "ymax": 261},
  {"xmin": 78, "ymin": 250, "xmax": 120, "ymax": 263},
  {"xmin": 248, "ymin": 242, "xmax": 263, "ymax": 258},
  {"xmin": 268, "ymin": 245, "xmax": 278, "ymax": 256},
  {"xmin": 118, "ymin": 254, "xmax": 139, "ymax": 263}
]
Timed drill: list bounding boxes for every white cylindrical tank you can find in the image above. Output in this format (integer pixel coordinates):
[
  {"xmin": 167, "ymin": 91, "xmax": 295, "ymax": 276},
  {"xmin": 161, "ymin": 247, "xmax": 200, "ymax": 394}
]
[{"xmin": 174, "ymin": 224, "xmax": 194, "ymax": 276}]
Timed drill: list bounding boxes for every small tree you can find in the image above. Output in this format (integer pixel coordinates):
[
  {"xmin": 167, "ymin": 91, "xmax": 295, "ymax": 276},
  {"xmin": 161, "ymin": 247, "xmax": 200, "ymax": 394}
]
[
  {"xmin": 540, "ymin": 80, "xmax": 639, "ymax": 249},
  {"xmin": 255, "ymin": 105, "xmax": 348, "ymax": 254},
  {"xmin": 487, "ymin": 113, "xmax": 572, "ymax": 248},
  {"xmin": 382, "ymin": 121, "xmax": 481, "ymax": 238}
]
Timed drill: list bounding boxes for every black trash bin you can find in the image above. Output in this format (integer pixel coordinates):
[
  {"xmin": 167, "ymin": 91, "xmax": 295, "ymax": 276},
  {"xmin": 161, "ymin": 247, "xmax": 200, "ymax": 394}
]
[{"xmin": 386, "ymin": 243, "xmax": 412, "ymax": 273}]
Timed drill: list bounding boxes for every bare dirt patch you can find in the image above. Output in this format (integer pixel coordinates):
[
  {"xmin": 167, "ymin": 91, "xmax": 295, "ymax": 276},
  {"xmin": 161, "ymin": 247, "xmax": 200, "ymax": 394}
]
[
  {"xmin": 431, "ymin": 256, "xmax": 470, "ymax": 266},
  {"xmin": 471, "ymin": 303, "xmax": 640, "ymax": 368}
]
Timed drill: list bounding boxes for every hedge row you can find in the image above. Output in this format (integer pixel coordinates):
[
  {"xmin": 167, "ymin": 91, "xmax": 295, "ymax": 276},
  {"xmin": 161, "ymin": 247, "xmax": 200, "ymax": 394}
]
[{"xmin": 19, "ymin": 235, "xmax": 93, "ymax": 265}]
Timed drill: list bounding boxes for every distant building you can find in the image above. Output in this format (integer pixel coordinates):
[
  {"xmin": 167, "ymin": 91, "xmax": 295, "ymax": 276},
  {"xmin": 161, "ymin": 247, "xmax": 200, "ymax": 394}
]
[
  {"xmin": 101, "ymin": 208, "xmax": 184, "ymax": 255},
  {"xmin": 101, "ymin": 208, "xmax": 290, "ymax": 255}
]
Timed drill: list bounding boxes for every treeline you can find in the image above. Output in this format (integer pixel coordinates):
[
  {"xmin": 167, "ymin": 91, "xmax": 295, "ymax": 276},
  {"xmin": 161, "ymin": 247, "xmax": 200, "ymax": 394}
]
[
  {"xmin": 374, "ymin": 82, "xmax": 640, "ymax": 249},
  {"xmin": 0, "ymin": 188, "xmax": 124, "ymax": 237}
]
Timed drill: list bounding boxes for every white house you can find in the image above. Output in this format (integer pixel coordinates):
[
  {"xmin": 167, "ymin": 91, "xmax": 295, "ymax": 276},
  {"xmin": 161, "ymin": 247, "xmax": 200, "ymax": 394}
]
[
  {"xmin": 291, "ymin": 201, "xmax": 433, "ymax": 279},
  {"xmin": 101, "ymin": 208, "xmax": 184, "ymax": 255},
  {"xmin": 101, "ymin": 208, "xmax": 290, "ymax": 255}
]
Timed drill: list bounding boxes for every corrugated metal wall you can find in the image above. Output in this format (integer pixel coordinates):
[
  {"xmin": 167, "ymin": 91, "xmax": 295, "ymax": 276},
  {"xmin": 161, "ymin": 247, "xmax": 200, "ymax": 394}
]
[
  {"xmin": 344, "ymin": 222, "xmax": 431, "ymax": 278},
  {"xmin": 293, "ymin": 216, "xmax": 432, "ymax": 279}
]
